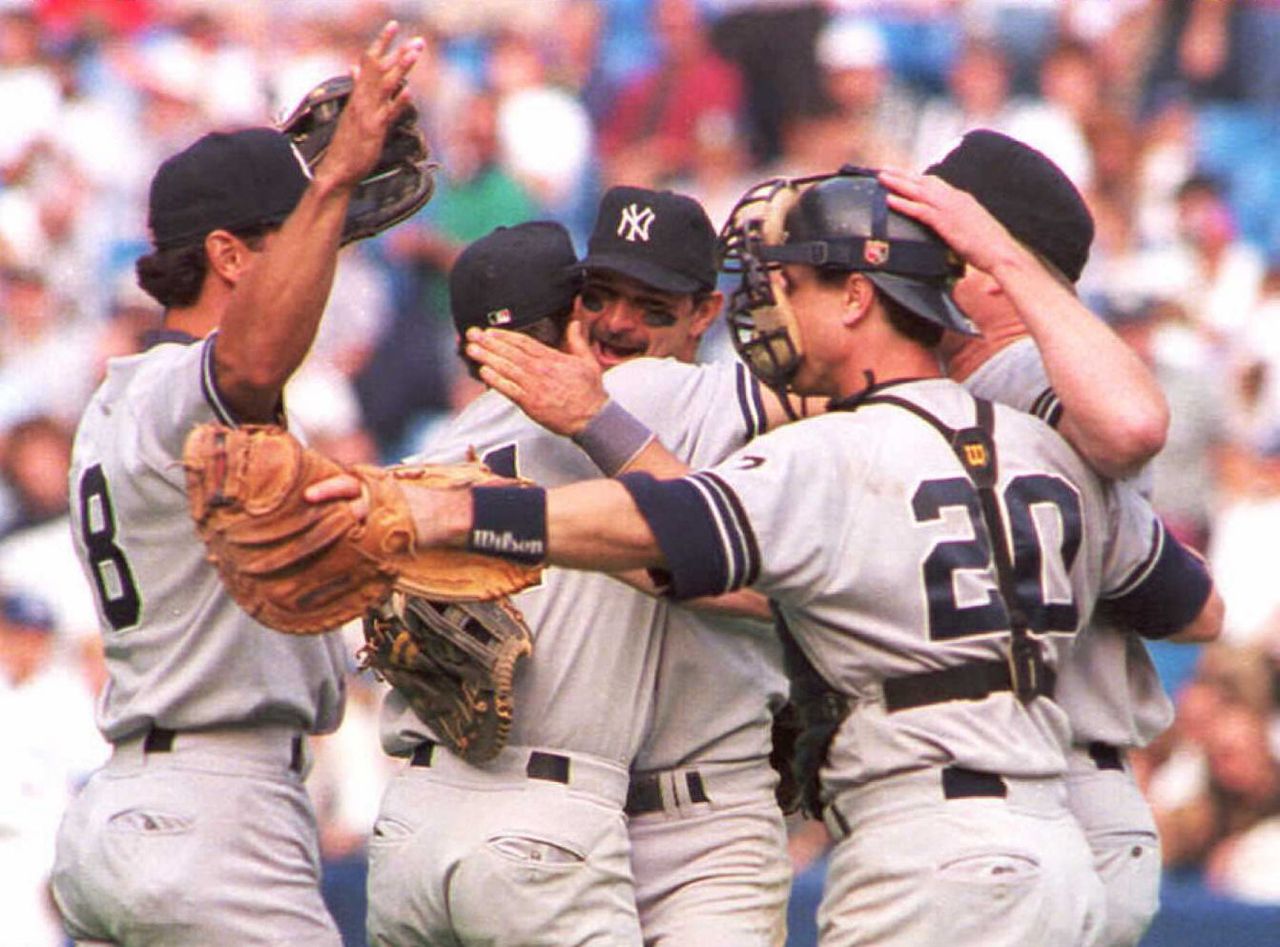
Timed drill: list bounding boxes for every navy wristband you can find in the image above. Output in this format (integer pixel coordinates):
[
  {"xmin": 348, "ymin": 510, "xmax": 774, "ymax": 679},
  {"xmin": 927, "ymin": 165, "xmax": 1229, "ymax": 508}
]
[{"xmin": 468, "ymin": 486, "xmax": 547, "ymax": 564}]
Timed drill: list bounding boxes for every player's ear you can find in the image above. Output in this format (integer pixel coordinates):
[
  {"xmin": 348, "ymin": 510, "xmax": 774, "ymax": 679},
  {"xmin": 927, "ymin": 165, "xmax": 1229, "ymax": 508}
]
[
  {"xmin": 688, "ymin": 289, "xmax": 723, "ymax": 341},
  {"xmin": 204, "ymin": 229, "xmax": 252, "ymax": 284},
  {"xmin": 841, "ymin": 274, "xmax": 874, "ymax": 327}
]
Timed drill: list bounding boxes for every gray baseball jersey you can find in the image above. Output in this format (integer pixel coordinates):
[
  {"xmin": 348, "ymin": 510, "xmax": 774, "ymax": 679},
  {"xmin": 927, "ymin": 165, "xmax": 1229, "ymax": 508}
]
[
  {"xmin": 623, "ymin": 378, "xmax": 1187, "ymax": 793},
  {"xmin": 53, "ymin": 331, "xmax": 345, "ymax": 946},
  {"xmin": 963, "ymin": 337, "xmax": 1175, "ymax": 746},
  {"xmin": 383, "ymin": 356, "xmax": 770, "ymax": 761},
  {"xmin": 369, "ymin": 357, "xmax": 773, "ymax": 947},
  {"xmin": 68, "ymin": 333, "xmax": 347, "ymax": 739},
  {"xmin": 963, "ymin": 337, "xmax": 1172, "ymax": 947}
]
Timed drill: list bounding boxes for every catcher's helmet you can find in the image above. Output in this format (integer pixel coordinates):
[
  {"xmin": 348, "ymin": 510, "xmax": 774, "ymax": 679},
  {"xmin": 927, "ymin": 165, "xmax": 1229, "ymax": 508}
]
[{"xmin": 718, "ymin": 166, "xmax": 976, "ymax": 389}]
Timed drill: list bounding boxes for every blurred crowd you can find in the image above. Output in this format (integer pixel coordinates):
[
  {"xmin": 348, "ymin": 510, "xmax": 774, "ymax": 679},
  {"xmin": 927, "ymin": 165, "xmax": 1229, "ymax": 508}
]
[{"xmin": 2, "ymin": 0, "xmax": 1280, "ymax": 944}]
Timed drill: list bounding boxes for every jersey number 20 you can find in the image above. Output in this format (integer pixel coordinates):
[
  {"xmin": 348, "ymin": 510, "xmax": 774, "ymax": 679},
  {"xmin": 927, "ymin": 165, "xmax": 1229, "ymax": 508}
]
[
  {"xmin": 78, "ymin": 464, "xmax": 141, "ymax": 630},
  {"xmin": 913, "ymin": 473, "xmax": 1082, "ymax": 640}
]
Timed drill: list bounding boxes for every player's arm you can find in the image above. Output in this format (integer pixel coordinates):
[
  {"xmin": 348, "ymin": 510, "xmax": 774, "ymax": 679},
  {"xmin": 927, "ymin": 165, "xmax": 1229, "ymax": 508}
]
[
  {"xmin": 881, "ymin": 170, "xmax": 1168, "ymax": 478},
  {"xmin": 1101, "ymin": 518, "xmax": 1223, "ymax": 645},
  {"xmin": 306, "ymin": 466, "xmax": 761, "ymax": 601},
  {"xmin": 610, "ymin": 569, "xmax": 774, "ymax": 620},
  {"xmin": 214, "ymin": 23, "xmax": 424, "ymax": 422}
]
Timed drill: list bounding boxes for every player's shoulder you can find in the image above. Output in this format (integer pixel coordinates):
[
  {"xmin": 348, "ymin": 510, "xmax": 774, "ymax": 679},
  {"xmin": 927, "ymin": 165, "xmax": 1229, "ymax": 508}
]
[
  {"xmin": 604, "ymin": 355, "xmax": 735, "ymax": 394},
  {"xmin": 413, "ymin": 389, "xmax": 524, "ymax": 463}
]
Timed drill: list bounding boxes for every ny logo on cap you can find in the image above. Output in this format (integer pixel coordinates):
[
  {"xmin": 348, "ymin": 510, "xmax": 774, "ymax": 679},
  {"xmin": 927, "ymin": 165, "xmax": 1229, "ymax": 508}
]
[{"xmin": 617, "ymin": 203, "xmax": 656, "ymax": 242}]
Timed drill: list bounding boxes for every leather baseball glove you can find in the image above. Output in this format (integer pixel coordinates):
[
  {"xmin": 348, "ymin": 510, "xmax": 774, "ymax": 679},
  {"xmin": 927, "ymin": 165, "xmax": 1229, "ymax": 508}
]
[
  {"xmin": 182, "ymin": 424, "xmax": 541, "ymax": 635},
  {"xmin": 281, "ymin": 74, "xmax": 436, "ymax": 245},
  {"xmin": 362, "ymin": 593, "xmax": 533, "ymax": 763}
]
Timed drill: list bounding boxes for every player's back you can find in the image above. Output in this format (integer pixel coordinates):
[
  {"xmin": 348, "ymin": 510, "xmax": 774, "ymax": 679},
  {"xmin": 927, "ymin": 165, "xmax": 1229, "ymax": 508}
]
[
  {"xmin": 602, "ymin": 358, "xmax": 786, "ymax": 773},
  {"xmin": 387, "ymin": 387, "xmax": 666, "ymax": 762},
  {"xmin": 963, "ymin": 337, "xmax": 1174, "ymax": 745},
  {"xmin": 69, "ymin": 339, "xmax": 346, "ymax": 742}
]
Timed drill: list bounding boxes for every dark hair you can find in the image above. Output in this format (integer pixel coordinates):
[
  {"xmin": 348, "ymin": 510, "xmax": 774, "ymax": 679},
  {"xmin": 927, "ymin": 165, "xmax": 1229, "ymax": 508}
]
[
  {"xmin": 136, "ymin": 223, "xmax": 275, "ymax": 309},
  {"xmin": 814, "ymin": 268, "xmax": 944, "ymax": 349},
  {"xmin": 457, "ymin": 309, "xmax": 572, "ymax": 382}
]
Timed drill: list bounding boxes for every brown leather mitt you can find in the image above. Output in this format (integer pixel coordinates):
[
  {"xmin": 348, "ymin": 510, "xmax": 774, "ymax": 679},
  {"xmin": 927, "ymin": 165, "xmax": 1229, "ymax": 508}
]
[
  {"xmin": 182, "ymin": 423, "xmax": 542, "ymax": 634},
  {"xmin": 362, "ymin": 593, "xmax": 533, "ymax": 763}
]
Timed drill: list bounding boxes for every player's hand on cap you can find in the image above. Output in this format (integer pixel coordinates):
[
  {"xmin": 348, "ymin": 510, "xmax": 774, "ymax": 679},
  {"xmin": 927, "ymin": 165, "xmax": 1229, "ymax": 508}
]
[
  {"xmin": 467, "ymin": 322, "xmax": 609, "ymax": 437},
  {"xmin": 314, "ymin": 20, "xmax": 425, "ymax": 190},
  {"xmin": 879, "ymin": 169, "xmax": 1021, "ymax": 277}
]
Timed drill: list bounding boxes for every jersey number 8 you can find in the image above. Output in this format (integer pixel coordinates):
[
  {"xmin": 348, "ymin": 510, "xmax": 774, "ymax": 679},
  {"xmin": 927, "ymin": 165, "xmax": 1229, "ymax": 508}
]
[{"xmin": 78, "ymin": 464, "xmax": 141, "ymax": 630}]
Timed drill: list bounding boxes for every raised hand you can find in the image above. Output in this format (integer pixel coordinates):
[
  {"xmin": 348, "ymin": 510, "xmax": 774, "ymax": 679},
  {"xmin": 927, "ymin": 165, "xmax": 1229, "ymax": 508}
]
[
  {"xmin": 316, "ymin": 21, "xmax": 425, "ymax": 190},
  {"xmin": 879, "ymin": 168, "xmax": 1021, "ymax": 276}
]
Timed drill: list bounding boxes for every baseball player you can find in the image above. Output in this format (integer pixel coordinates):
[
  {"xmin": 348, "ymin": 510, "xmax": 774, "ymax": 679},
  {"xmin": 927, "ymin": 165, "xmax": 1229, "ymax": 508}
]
[
  {"xmin": 319, "ymin": 168, "xmax": 1224, "ymax": 947},
  {"xmin": 366, "ymin": 189, "xmax": 794, "ymax": 947},
  {"xmin": 50, "ymin": 24, "xmax": 424, "ymax": 946},
  {"xmin": 881, "ymin": 129, "xmax": 1207, "ymax": 945},
  {"xmin": 482, "ymin": 187, "xmax": 798, "ymax": 946}
]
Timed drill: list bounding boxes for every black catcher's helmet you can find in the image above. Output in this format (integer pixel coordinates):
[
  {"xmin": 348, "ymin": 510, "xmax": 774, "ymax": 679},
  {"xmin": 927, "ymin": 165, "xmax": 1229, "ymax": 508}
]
[{"xmin": 717, "ymin": 165, "xmax": 976, "ymax": 390}]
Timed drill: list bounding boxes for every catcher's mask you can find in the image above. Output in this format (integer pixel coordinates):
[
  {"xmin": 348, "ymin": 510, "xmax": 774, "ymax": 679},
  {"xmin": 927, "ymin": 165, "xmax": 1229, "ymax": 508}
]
[{"xmin": 717, "ymin": 165, "xmax": 976, "ymax": 391}]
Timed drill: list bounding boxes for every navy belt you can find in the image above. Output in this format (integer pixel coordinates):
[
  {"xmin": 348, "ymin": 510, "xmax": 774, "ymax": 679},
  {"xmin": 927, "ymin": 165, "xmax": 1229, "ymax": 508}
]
[
  {"xmin": 410, "ymin": 740, "xmax": 572, "ymax": 785},
  {"xmin": 825, "ymin": 765, "xmax": 1007, "ymax": 837},
  {"xmin": 143, "ymin": 726, "xmax": 305, "ymax": 774},
  {"xmin": 624, "ymin": 771, "xmax": 711, "ymax": 816},
  {"xmin": 883, "ymin": 659, "xmax": 1056, "ymax": 712},
  {"xmin": 1087, "ymin": 742, "xmax": 1124, "ymax": 771}
]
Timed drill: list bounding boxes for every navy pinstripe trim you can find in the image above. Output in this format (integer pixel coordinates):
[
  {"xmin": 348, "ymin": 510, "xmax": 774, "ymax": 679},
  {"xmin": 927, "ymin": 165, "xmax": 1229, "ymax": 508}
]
[
  {"xmin": 734, "ymin": 362, "xmax": 767, "ymax": 440},
  {"xmin": 1031, "ymin": 388, "xmax": 1062, "ymax": 428},
  {"xmin": 1106, "ymin": 518, "xmax": 1166, "ymax": 600},
  {"xmin": 200, "ymin": 335, "xmax": 236, "ymax": 426},
  {"xmin": 618, "ymin": 472, "xmax": 731, "ymax": 598},
  {"xmin": 1104, "ymin": 524, "xmax": 1212, "ymax": 638},
  {"xmin": 689, "ymin": 471, "xmax": 760, "ymax": 587}
]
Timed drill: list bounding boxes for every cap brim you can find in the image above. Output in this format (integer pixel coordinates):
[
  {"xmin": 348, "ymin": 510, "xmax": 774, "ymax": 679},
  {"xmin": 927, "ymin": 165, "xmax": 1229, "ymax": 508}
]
[
  {"xmin": 577, "ymin": 253, "xmax": 707, "ymax": 294},
  {"xmin": 869, "ymin": 273, "xmax": 979, "ymax": 337}
]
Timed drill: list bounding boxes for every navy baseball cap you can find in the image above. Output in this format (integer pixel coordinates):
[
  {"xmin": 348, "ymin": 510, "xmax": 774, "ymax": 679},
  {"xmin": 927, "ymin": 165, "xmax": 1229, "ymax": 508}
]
[
  {"xmin": 579, "ymin": 186, "xmax": 717, "ymax": 294},
  {"xmin": 926, "ymin": 129, "xmax": 1094, "ymax": 283},
  {"xmin": 0, "ymin": 590, "xmax": 55, "ymax": 632},
  {"xmin": 148, "ymin": 127, "xmax": 311, "ymax": 250},
  {"xmin": 449, "ymin": 222, "xmax": 580, "ymax": 336}
]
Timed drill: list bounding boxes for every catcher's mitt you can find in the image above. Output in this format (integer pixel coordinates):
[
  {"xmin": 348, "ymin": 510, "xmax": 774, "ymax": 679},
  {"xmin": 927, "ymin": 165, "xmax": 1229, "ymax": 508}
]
[
  {"xmin": 183, "ymin": 424, "xmax": 541, "ymax": 635},
  {"xmin": 281, "ymin": 74, "xmax": 436, "ymax": 245},
  {"xmin": 362, "ymin": 593, "xmax": 533, "ymax": 763}
]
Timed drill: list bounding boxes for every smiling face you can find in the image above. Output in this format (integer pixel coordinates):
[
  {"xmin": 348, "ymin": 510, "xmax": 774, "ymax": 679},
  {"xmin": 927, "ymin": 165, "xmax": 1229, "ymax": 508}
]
[{"xmin": 573, "ymin": 269, "xmax": 720, "ymax": 367}]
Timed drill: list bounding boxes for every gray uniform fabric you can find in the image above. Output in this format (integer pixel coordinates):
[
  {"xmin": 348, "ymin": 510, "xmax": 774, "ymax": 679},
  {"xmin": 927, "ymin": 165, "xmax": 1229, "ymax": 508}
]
[
  {"xmin": 52, "ymin": 334, "xmax": 346, "ymax": 946},
  {"xmin": 644, "ymin": 377, "xmax": 1186, "ymax": 946},
  {"xmin": 370, "ymin": 357, "xmax": 784, "ymax": 946},
  {"xmin": 963, "ymin": 337, "xmax": 1169, "ymax": 946}
]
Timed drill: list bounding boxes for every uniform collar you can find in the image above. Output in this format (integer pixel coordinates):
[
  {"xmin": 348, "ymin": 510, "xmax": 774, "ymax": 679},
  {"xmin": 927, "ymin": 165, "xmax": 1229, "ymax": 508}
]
[{"xmin": 141, "ymin": 328, "xmax": 201, "ymax": 350}]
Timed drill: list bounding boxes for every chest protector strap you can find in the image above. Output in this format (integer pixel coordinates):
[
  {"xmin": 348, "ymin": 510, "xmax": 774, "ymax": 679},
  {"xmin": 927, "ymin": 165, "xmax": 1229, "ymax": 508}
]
[{"xmin": 859, "ymin": 393, "xmax": 1048, "ymax": 704}]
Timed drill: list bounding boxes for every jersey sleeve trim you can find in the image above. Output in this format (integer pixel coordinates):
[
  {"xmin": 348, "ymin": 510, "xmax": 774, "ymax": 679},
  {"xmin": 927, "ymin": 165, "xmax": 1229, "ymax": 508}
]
[
  {"xmin": 1102, "ymin": 526, "xmax": 1213, "ymax": 639},
  {"xmin": 1030, "ymin": 387, "xmax": 1063, "ymax": 428},
  {"xmin": 200, "ymin": 334, "xmax": 237, "ymax": 426},
  {"xmin": 1106, "ymin": 518, "xmax": 1165, "ymax": 600},
  {"xmin": 735, "ymin": 362, "xmax": 767, "ymax": 440},
  {"xmin": 618, "ymin": 471, "xmax": 759, "ymax": 599}
]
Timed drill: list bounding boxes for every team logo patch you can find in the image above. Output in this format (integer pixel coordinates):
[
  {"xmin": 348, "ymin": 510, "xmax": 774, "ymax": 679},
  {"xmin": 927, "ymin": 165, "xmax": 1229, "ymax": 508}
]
[
  {"xmin": 617, "ymin": 203, "xmax": 656, "ymax": 242},
  {"xmin": 486, "ymin": 308, "xmax": 514, "ymax": 326},
  {"xmin": 864, "ymin": 239, "xmax": 889, "ymax": 266}
]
